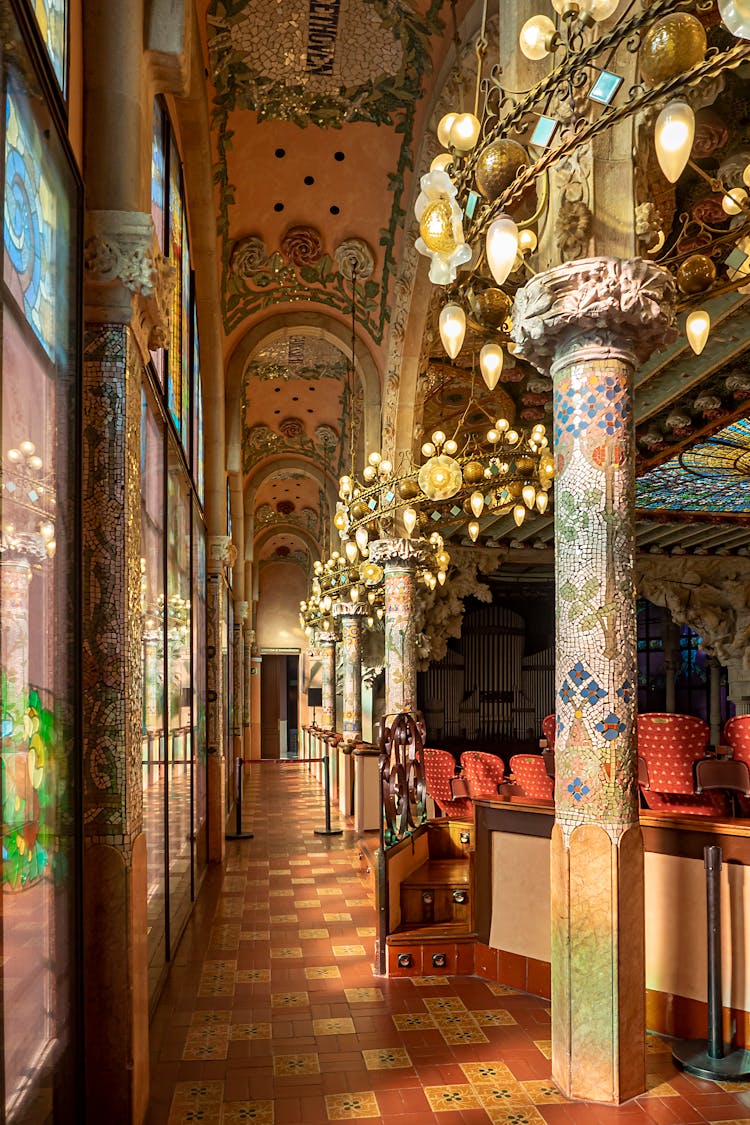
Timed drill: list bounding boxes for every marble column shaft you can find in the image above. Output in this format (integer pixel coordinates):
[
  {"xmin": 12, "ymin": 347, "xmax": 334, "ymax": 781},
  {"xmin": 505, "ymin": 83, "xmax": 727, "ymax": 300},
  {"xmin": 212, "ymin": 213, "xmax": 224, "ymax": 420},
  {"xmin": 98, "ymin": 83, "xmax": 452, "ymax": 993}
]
[
  {"xmin": 206, "ymin": 540, "xmax": 232, "ymax": 862},
  {"xmin": 369, "ymin": 539, "xmax": 429, "ymax": 718},
  {"xmin": 514, "ymin": 257, "xmax": 676, "ymax": 1104},
  {"xmin": 335, "ymin": 603, "xmax": 367, "ymax": 742},
  {"xmin": 318, "ymin": 633, "xmax": 337, "ymax": 731}
]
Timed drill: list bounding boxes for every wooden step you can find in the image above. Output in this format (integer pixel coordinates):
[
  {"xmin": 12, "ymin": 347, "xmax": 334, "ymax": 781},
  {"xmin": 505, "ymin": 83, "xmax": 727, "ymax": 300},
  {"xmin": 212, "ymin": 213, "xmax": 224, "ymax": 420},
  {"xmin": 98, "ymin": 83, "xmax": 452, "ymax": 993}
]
[
  {"xmin": 401, "ymin": 858, "xmax": 469, "ymax": 887},
  {"xmin": 388, "ymin": 922, "xmax": 475, "ymax": 943}
]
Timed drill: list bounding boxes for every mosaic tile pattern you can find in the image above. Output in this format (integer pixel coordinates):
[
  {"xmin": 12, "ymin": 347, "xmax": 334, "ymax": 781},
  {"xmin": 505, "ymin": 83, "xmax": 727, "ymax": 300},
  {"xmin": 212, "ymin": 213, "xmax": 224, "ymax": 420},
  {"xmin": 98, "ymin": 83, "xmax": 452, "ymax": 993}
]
[
  {"xmin": 82, "ymin": 324, "xmax": 143, "ymax": 849},
  {"xmin": 553, "ymin": 355, "xmax": 640, "ymax": 837},
  {"xmin": 337, "ymin": 608, "xmax": 364, "ymax": 740},
  {"xmin": 319, "ymin": 635, "xmax": 336, "ymax": 730},
  {"xmin": 147, "ymin": 762, "xmax": 750, "ymax": 1125}
]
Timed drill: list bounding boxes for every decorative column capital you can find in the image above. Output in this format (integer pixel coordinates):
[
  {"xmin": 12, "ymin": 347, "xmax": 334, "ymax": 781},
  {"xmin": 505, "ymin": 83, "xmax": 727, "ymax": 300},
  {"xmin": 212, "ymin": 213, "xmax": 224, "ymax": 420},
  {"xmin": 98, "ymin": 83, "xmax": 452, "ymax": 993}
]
[
  {"xmin": 511, "ymin": 256, "xmax": 677, "ymax": 372},
  {"xmin": 333, "ymin": 602, "xmax": 369, "ymax": 619},
  {"xmin": 207, "ymin": 535, "xmax": 238, "ymax": 574},
  {"xmin": 0, "ymin": 531, "xmax": 49, "ymax": 565},
  {"xmin": 317, "ymin": 631, "xmax": 338, "ymax": 646},
  {"xmin": 368, "ymin": 537, "xmax": 430, "ymax": 568},
  {"xmin": 84, "ymin": 210, "xmax": 176, "ymax": 362},
  {"xmin": 235, "ymin": 600, "xmax": 249, "ymax": 622}
]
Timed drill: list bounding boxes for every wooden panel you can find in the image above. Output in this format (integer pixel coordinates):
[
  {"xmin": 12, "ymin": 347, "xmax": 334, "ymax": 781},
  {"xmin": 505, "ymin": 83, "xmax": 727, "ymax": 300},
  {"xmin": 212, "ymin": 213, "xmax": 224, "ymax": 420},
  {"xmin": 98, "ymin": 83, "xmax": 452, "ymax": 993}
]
[{"xmin": 260, "ymin": 654, "xmax": 283, "ymax": 759}]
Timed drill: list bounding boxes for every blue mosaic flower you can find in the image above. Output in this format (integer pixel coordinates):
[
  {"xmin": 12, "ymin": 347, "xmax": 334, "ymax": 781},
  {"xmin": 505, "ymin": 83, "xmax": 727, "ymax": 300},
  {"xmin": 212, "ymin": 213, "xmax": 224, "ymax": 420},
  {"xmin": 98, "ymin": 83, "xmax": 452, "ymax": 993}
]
[
  {"xmin": 559, "ymin": 680, "xmax": 574, "ymax": 705},
  {"xmin": 581, "ymin": 679, "xmax": 607, "ymax": 706},
  {"xmin": 596, "ymin": 410, "xmax": 623, "ymax": 435},
  {"xmin": 595, "ymin": 712, "xmax": 626, "ymax": 740},
  {"xmin": 567, "ymin": 777, "xmax": 590, "ymax": 802},
  {"xmin": 616, "ymin": 680, "xmax": 633, "ymax": 704},
  {"xmin": 557, "ymin": 400, "xmax": 576, "ymax": 430},
  {"xmin": 568, "ymin": 661, "xmax": 591, "ymax": 686},
  {"xmin": 556, "ymin": 715, "xmax": 564, "ymax": 737}
]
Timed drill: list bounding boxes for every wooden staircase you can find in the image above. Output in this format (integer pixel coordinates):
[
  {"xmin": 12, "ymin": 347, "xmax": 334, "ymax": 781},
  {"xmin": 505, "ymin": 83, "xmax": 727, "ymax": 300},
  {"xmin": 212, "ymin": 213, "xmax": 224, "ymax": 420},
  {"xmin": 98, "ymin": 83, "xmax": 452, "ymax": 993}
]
[{"xmin": 385, "ymin": 818, "xmax": 476, "ymax": 976}]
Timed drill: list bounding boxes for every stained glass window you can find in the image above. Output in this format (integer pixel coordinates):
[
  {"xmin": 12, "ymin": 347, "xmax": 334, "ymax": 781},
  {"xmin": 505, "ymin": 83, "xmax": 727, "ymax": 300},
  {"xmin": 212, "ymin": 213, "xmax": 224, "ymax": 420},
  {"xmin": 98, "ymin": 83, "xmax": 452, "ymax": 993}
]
[
  {"xmin": 193, "ymin": 306, "xmax": 205, "ymax": 505},
  {"xmin": 32, "ymin": 0, "xmax": 67, "ymax": 91},
  {"xmin": 168, "ymin": 136, "xmax": 184, "ymax": 436},
  {"xmin": 181, "ymin": 210, "xmax": 191, "ymax": 439},
  {"xmin": 3, "ymin": 88, "xmax": 65, "ymax": 363},
  {"xmin": 151, "ymin": 101, "xmax": 166, "ymax": 253},
  {"xmin": 1, "ymin": 9, "xmax": 80, "ymax": 1115}
]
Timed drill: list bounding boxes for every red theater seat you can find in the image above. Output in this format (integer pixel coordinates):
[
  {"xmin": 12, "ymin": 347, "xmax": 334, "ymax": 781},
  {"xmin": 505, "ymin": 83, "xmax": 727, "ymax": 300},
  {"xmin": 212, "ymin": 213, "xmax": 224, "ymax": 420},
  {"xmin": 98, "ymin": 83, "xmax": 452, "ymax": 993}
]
[
  {"xmin": 509, "ymin": 754, "xmax": 554, "ymax": 801},
  {"xmin": 460, "ymin": 751, "xmax": 505, "ymax": 800},
  {"xmin": 423, "ymin": 747, "xmax": 473, "ymax": 819},
  {"xmin": 638, "ymin": 713, "xmax": 728, "ymax": 817}
]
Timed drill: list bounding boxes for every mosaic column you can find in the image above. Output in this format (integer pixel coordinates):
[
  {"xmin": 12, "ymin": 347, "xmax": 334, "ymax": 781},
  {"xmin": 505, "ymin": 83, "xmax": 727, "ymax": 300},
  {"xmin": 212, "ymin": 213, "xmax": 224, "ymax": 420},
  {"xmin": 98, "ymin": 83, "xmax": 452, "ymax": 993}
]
[
  {"xmin": 318, "ymin": 631, "xmax": 337, "ymax": 731},
  {"xmin": 206, "ymin": 536, "xmax": 235, "ymax": 861},
  {"xmin": 514, "ymin": 258, "xmax": 676, "ymax": 1104},
  {"xmin": 369, "ymin": 539, "xmax": 429, "ymax": 718},
  {"xmin": 334, "ymin": 602, "xmax": 367, "ymax": 742}
]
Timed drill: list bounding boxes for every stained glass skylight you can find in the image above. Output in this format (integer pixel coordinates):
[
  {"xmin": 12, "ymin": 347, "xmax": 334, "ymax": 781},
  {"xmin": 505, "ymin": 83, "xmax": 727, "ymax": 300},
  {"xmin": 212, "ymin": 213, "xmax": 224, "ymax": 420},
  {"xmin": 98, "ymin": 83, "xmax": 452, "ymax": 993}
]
[{"xmin": 636, "ymin": 419, "xmax": 750, "ymax": 513}]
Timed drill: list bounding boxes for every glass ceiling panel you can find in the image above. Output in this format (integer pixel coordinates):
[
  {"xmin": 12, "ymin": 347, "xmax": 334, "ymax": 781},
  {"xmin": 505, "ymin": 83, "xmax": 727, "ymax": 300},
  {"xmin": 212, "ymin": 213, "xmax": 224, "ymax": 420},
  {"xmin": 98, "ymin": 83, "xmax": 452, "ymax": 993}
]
[{"xmin": 636, "ymin": 419, "xmax": 750, "ymax": 514}]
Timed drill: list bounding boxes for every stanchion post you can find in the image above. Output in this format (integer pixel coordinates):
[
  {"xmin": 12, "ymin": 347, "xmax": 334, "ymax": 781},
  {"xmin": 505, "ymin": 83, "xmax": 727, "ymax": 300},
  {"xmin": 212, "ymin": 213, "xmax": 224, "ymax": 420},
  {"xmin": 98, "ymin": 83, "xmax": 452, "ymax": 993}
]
[
  {"xmin": 225, "ymin": 757, "xmax": 254, "ymax": 841},
  {"xmin": 672, "ymin": 844, "xmax": 750, "ymax": 1080},
  {"xmin": 315, "ymin": 752, "xmax": 343, "ymax": 837}
]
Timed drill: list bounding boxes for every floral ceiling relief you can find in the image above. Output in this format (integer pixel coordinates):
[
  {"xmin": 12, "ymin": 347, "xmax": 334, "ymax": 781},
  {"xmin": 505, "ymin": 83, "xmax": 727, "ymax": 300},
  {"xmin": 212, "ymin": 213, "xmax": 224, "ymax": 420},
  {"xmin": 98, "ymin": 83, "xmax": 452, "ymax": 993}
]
[
  {"xmin": 208, "ymin": 0, "xmax": 444, "ymax": 342},
  {"xmin": 228, "ymin": 232, "xmax": 380, "ymax": 340}
]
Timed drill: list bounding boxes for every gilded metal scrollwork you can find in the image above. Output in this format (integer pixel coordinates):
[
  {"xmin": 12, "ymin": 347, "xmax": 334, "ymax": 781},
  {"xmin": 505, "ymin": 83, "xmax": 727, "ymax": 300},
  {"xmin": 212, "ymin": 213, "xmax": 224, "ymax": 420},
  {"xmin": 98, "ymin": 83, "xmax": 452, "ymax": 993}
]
[{"xmin": 378, "ymin": 711, "xmax": 427, "ymax": 847}]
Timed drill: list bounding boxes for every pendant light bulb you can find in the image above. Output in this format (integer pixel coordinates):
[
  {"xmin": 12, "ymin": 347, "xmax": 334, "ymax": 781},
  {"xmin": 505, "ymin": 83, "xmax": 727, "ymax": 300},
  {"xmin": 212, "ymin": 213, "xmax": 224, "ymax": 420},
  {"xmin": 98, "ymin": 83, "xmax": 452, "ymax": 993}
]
[
  {"xmin": 522, "ymin": 484, "xmax": 536, "ymax": 509},
  {"xmin": 449, "ymin": 112, "xmax": 481, "ymax": 152},
  {"xmin": 439, "ymin": 304, "xmax": 466, "ymax": 359},
  {"xmin": 350, "ymin": 585, "xmax": 359, "ymax": 601},
  {"xmin": 403, "ymin": 507, "xmax": 418, "ymax": 536},
  {"xmin": 486, "ymin": 217, "xmax": 519, "ymax": 286},
  {"xmin": 345, "ymin": 540, "xmax": 358, "ymax": 564},
  {"xmin": 718, "ymin": 0, "xmax": 750, "ymax": 39},
  {"xmin": 536, "ymin": 490, "xmax": 549, "ymax": 515},
  {"xmin": 355, "ymin": 527, "xmax": 369, "ymax": 552},
  {"xmin": 513, "ymin": 504, "xmax": 527, "ymax": 527},
  {"xmin": 479, "ymin": 343, "xmax": 504, "ymax": 391},
  {"xmin": 437, "ymin": 112, "xmax": 459, "ymax": 148},
  {"xmin": 581, "ymin": 0, "xmax": 620, "ymax": 19},
  {"xmin": 722, "ymin": 188, "xmax": 748, "ymax": 215},
  {"xmin": 437, "ymin": 569, "xmax": 446, "ymax": 585},
  {"xmin": 519, "ymin": 14, "xmax": 556, "ymax": 59},
  {"xmin": 430, "ymin": 152, "xmax": 454, "ymax": 173},
  {"xmin": 654, "ymin": 101, "xmax": 695, "ymax": 184},
  {"xmin": 686, "ymin": 309, "xmax": 710, "ymax": 355},
  {"xmin": 468, "ymin": 520, "xmax": 480, "ymax": 542},
  {"xmin": 470, "ymin": 491, "xmax": 484, "ymax": 518}
]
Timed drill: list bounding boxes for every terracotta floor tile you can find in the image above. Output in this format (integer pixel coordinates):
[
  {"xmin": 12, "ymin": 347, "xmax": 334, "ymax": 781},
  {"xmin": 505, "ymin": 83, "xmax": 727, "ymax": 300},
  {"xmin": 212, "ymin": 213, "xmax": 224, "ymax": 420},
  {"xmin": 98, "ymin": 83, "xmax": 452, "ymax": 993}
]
[{"xmin": 146, "ymin": 771, "xmax": 750, "ymax": 1125}]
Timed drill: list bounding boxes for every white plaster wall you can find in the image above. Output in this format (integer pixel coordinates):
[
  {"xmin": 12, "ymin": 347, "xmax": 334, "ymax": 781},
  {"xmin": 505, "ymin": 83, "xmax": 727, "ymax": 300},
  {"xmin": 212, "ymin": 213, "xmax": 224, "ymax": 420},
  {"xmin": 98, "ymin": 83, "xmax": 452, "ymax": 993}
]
[
  {"xmin": 490, "ymin": 833, "xmax": 552, "ymax": 963},
  {"xmin": 256, "ymin": 561, "xmax": 307, "ymax": 652}
]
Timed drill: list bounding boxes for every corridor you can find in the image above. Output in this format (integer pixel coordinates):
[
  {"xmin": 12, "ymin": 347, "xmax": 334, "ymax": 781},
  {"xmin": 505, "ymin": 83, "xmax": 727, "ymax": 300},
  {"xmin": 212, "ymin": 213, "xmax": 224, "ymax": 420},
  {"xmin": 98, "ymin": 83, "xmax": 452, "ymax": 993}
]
[{"xmin": 145, "ymin": 767, "xmax": 750, "ymax": 1125}]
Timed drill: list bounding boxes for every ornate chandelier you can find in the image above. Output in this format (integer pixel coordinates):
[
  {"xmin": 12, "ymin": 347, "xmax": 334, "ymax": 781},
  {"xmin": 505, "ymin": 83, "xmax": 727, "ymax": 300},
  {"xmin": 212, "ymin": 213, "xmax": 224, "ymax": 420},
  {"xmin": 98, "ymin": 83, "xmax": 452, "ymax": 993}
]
[{"xmin": 417, "ymin": 0, "xmax": 750, "ymax": 374}]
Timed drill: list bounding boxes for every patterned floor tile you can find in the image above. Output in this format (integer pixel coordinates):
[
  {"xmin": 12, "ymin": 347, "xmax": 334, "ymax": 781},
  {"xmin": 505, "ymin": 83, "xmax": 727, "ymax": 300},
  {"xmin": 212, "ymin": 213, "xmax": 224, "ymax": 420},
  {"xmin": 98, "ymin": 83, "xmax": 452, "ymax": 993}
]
[
  {"xmin": 344, "ymin": 988, "xmax": 383, "ymax": 1003},
  {"xmin": 519, "ymin": 1080, "xmax": 567, "ymax": 1104},
  {"xmin": 642, "ymin": 1077, "xmax": 680, "ymax": 1097},
  {"xmin": 362, "ymin": 1047, "xmax": 412, "ymax": 1070},
  {"xmin": 220, "ymin": 1101, "xmax": 274, "ymax": 1124},
  {"xmin": 423, "ymin": 996, "xmax": 468, "ymax": 1013},
  {"xmin": 323, "ymin": 913, "xmax": 352, "ymax": 922},
  {"xmin": 294, "ymin": 900, "xmax": 321, "ymax": 909},
  {"xmin": 229, "ymin": 1023, "xmax": 272, "ymax": 1041},
  {"xmin": 472, "ymin": 1009, "xmax": 518, "ymax": 1026},
  {"xmin": 171, "ymin": 1081, "xmax": 225, "ymax": 1108},
  {"xmin": 461, "ymin": 1063, "xmax": 515, "ymax": 1084},
  {"xmin": 331, "ymin": 945, "xmax": 366, "ymax": 957},
  {"xmin": 182, "ymin": 1027, "xmax": 230, "ymax": 1061},
  {"xmin": 240, "ymin": 931, "xmax": 270, "ymax": 941},
  {"xmin": 236, "ymin": 969, "xmax": 271, "ymax": 983},
  {"xmin": 440, "ymin": 1025, "xmax": 490, "ymax": 1045},
  {"xmin": 324, "ymin": 1091, "xmax": 380, "ymax": 1120},
  {"xmin": 392, "ymin": 1012, "xmax": 436, "ymax": 1031},
  {"xmin": 272, "ymin": 1053, "xmax": 320, "ymax": 1076},
  {"xmin": 473, "ymin": 1082, "xmax": 531, "ymax": 1108},
  {"xmin": 299, "ymin": 928, "xmax": 329, "ymax": 939},
  {"xmin": 532, "ymin": 1040, "xmax": 552, "ymax": 1059},
  {"xmin": 424, "ymin": 1084, "xmax": 481, "ymax": 1112},
  {"xmin": 304, "ymin": 965, "xmax": 341, "ymax": 980},
  {"xmin": 268, "ymin": 890, "xmax": 294, "ymax": 898},
  {"xmin": 269, "ymin": 947, "xmax": 303, "ymax": 959},
  {"xmin": 271, "ymin": 992, "xmax": 310, "ymax": 1008},
  {"xmin": 191, "ymin": 1011, "xmax": 232, "ymax": 1027},
  {"xmin": 484, "ymin": 1107, "xmax": 546, "ymax": 1125},
  {"xmin": 356, "ymin": 928, "xmax": 376, "ymax": 938},
  {"xmin": 646, "ymin": 1033, "xmax": 673, "ymax": 1054},
  {"xmin": 312, "ymin": 1017, "xmax": 356, "ymax": 1035},
  {"xmin": 485, "ymin": 982, "xmax": 519, "ymax": 996},
  {"xmin": 411, "ymin": 975, "xmax": 450, "ymax": 987}
]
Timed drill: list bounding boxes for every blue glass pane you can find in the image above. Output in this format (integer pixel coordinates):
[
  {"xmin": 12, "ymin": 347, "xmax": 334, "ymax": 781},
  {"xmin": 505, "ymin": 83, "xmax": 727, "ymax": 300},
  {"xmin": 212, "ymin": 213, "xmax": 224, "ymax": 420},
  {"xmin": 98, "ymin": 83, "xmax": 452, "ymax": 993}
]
[
  {"xmin": 151, "ymin": 102, "xmax": 166, "ymax": 253},
  {"xmin": 32, "ymin": 0, "xmax": 67, "ymax": 90},
  {"xmin": 4, "ymin": 89, "xmax": 65, "ymax": 363}
]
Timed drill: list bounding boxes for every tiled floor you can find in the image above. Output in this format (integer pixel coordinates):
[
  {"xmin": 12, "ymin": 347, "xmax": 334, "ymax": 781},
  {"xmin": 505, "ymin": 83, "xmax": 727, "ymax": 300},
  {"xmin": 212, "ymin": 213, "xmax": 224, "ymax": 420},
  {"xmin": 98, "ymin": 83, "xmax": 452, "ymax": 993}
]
[{"xmin": 146, "ymin": 766, "xmax": 750, "ymax": 1124}]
